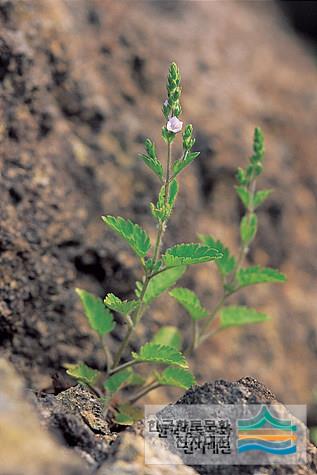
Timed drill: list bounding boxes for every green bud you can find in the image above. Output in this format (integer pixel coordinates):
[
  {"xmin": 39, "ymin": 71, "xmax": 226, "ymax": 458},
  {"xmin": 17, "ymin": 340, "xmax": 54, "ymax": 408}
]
[
  {"xmin": 182, "ymin": 124, "xmax": 195, "ymax": 151},
  {"xmin": 252, "ymin": 127, "xmax": 264, "ymax": 161},
  {"xmin": 144, "ymin": 139, "xmax": 156, "ymax": 159},
  {"xmin": 236, "ymin": 167, "xmax": 247, "ymax": 186}
]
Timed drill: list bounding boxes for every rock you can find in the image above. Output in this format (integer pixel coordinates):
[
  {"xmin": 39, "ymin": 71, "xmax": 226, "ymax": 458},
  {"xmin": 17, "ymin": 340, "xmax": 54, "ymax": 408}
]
[
  {"xmin": 0, "ymin": 358, "xmax": 86, "ymax": 475},
  {"xmin": 0, "ymin": 0, "xmax": 317, "ymax": 403},
  {"xmin": 36, "ymin": 384, "xmax": 117, "ymax": 467},
  {"xmin": 171, "ymin": 377, "xmax": 317, "ymax": 475},
  {"xmin": 96, "ymin": 431, "xmax": 199, "ymax": 475}
]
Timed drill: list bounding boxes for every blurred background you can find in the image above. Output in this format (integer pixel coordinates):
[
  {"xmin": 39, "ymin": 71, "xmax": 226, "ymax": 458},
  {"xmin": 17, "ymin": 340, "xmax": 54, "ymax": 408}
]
[{"xmin": 1, "ymin": 0, "xmax": 317, "ymax": 416}]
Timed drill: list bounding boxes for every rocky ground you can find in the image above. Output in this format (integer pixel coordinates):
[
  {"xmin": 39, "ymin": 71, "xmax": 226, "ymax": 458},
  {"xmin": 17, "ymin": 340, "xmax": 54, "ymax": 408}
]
[
  {"xmin": 1, "ymin": 358, "xmax": 316, "ymax": 475},
  {"xmin": 1, "ymin": 0, "xmax": 317, "ymax": 473}
]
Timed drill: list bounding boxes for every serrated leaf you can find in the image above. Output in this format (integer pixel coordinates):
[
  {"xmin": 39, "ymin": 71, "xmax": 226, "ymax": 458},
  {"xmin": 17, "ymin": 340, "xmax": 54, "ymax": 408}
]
[
  {"xmin": 240, "ymin": 213, "xmax": 257, "ymax": 245},
  {"xmin": 102, "ymin": 215, "xmax": 151, "ymax": 258},
  {"xmin": 76, "ymin": 289, "xmax": 115, "ymax": 336},
  {"xmin": 156, "ymin": 367, "xmax": 196, "ymax": 390},
  {"xmin": 132, "ymin": 343, "xmax": 188, "ymax": 368},
  {"xmin": 163, "ymin": 243, "xmax": 222, "ymax": 267},
  {"xmin": 219, "ymin": 306, "xmax": 269, "ymax": 329},
  {"xmin": 199, "ymin": 234, "xmax": 236, "ymax": 276},
  {"xmin": 169, "ymin": 287, "xmax": 208, "ymax": 320},
  {"xmin": 104, "ymin": 293, "xmax": 138, "ymax": 316},
  {"xmin": 173, "ymin": 151, "xmax": 200, "ymax": 177},
  {"xmin": 138, "ymin": 153, "xmax": 163, "ymax": 180},
  {"xmin": 65, "ymin": 363, "xmax": 99, "ymax": 385},
  {"xmin": 236, "ymin": 266, "xmax": 286, "ymax": 288},
  {"xmin": 136, "ymin": 266, "xmax": 186, "ymax": 304},
  {"xmin": 151, "ymin": 326, "xmax": 182, "ymax": 350},
  {"xmin": 236, "ymin": 186, "xmax": 250, "ymax": 208},
  {"xmin": 254, "ymin": 189, "xmax": 273, "ymax": 208}
]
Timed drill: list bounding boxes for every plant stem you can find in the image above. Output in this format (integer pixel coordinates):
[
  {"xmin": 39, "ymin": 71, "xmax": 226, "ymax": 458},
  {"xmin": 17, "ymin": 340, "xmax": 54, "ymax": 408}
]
[
  {"xmin": 152, "ymin": 141, "xmax": 172, "ymax": 265},
  {"xmin": 198, "ymin": 175, "xmax": 258, "ymax": 346},
  {"xmin": 110, "ymin": 141, "xmax": 173, "ymax": 372},
  {"xmin": 187, "ymin": 320, "xmax": 199, "ymax": 354},
  {"xmin": 127, "ymin": 381, "xmax": 161, "ymax": 405},
  {"xmin": 111, "ymin": 276, "xmax": 150, "ymax": 368},
  {"xmin": 109, "ymin": 358, "xmax": 140, "ymax": 375},
  {"xmin": 199, "ymin": 292, "xmax": 226, "ymax": 342},
  {"xmin": 100, "ymin": 335, "xmax": 113, "ymax": 374}
]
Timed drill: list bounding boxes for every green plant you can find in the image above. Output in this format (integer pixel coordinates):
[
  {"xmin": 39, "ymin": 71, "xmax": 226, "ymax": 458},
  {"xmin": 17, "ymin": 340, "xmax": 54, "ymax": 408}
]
[{"xmin": 67, "ymin": 63, "xmax": 286, "ymax": 424}]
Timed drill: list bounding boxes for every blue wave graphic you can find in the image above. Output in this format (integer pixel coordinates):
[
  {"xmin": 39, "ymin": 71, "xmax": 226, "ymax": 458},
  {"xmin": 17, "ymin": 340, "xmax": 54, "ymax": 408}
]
[
  {"xmin": 238, "ymin": 443, "xmax": 297, "ymax": 455},
  {"xmin": 238, "ymin": 439, "xmax": 293, "ymax": 450}
]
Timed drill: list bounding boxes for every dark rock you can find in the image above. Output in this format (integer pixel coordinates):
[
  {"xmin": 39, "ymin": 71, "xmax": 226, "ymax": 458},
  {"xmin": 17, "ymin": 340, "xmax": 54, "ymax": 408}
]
[{"xmin": 36, "ymin": 384, "xmax": 117, "ymax": 467}]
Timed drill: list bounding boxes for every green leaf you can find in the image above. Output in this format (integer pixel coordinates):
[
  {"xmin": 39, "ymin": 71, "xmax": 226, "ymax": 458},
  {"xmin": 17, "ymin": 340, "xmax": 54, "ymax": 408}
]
[
  {"xmin": 151, "ymin": 326, "xmax": 182, "ymax": 350},
  {"xmin": 219, "ymin": 306, "xmax": 269, "ymax": 330},
  {"xmin": 132, "ymin": 343, "xmax": 188, "ymax": 368},
  {"xmin": 104, "ymin": 293, "xmax": 138, "ymax": 316},
  {"xmin": 198, "ymin": 234, "xmax": 236, "ymax": 276},
  {"xmin": 136, "ymin": 266, "xmax": 186, "ymax": 304},
  {"xmin": 104, "ymin": 369, "xmax": 132, "ymax": 394},
  {"xmin": 240, "ymin": 213, "xmax": 257, "ymax": 245},
  {"xmin": 138, "ymin": 153, "xmax": 163, "ymax": 181},
  {"xmin": 114, "ymin": 404, "xmax": 143, "ymax": 426},
  {"xmin": 168, "ymin": 179, "xmax": 179, "ymax": 209},
  {"xmin": 103, "ymin": 368, "xmax": 143, "ymax": 394},
  {"xmin": 102, "ymin": 215, "xmax": 151, "ymax": 258},
  {"xmin": 163, "ymin": 243, "xmax": 222, "ymax": 267},
  {"xmin": 169, "ymin": 288, "xmax": 208, "ymax": 320},
  {"xmin": 156, "ymin": 367, "xmax": 196, "ymax": 390},
  {"xmin": 65, "ymin": 363, "xmax": 99, "ymax": 385},
  {"xmin": 236, "ymin": 266, "xmax": 286, "ymax": 289},
  {"xmin": 173, "ymin": 151, "xmax": 200, "ymax": 177},
  {"xmin": 114, "ymin": 413, "xmax": 134, "ymax": 425},
  {"xmin": 235, "ymin": 186, "xmax": 250, "ymax": 208},
  {"xmin": 76, "ymin": 289, "xmax": 115, "ymax": 336},
  {"xmin": 254, "ymin": 189, "xmax": 273, "ymax": 208},
  {"xmin": 141, "ymin": 139, "xmax": 163, "ymax": 180}
]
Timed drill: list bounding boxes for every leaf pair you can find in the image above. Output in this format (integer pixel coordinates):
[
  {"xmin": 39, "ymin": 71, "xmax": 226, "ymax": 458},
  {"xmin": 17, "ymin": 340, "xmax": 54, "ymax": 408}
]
[
  {"xmin": 236, "ymin": 186, "xmax": 272, "ymax": 209},
  {"xmin": 151, "ymin": 179, "xmax": 178, "ymax": 222}
]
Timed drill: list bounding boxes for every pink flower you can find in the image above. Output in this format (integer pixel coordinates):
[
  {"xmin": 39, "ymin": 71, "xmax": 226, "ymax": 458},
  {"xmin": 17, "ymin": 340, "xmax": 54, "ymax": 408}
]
[
  {"xmin": 163, "ymin": 99, "xmax": 169, "ymax": 107},
  {"xmin": 167, "ymin": 116, "xmax": 183, "ymax": 134}
]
